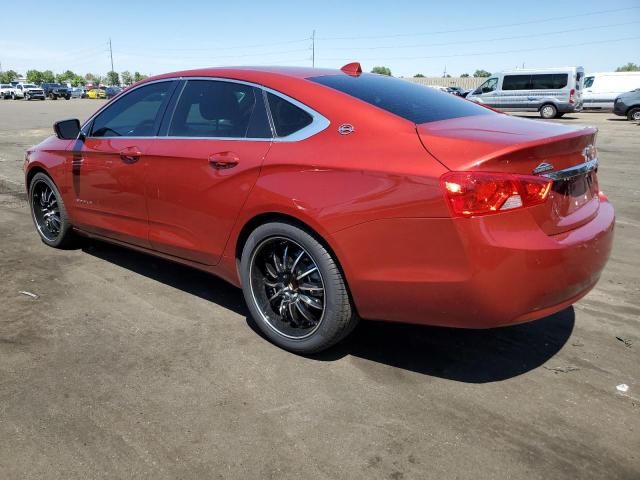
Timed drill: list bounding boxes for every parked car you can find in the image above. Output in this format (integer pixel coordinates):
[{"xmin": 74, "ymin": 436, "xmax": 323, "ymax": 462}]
[
  {"xmin": 41, "ymin": 83, "xmax": 71, "ymax": 100},
  {"xmin": 613, "ymin": 89, "xmax": 640, "ymax": 121},
  {"xmin": 583, "ymin": 72, "xmax": 640, "ymax": 110},
  {"xmin": 105, "ymin": 86, "xmax": 122, "ymax": 99},
  {"xmin": 70, "ymin": 87, "xmax": 85, "ymax": 98},
  {"xmin": 0, "ymin": 83, "xmax": 14, "ymax": 99},
  {"xmin": 447, "ymin": 86, "xmax": 465, "ymax": 96},
  {"xmin": 86, "ymin": 88, "xmax": 106, "ymax": 99},
  {"xmin": 466, "ymin": 67, "xmax": 584, "ymax": 118},
  {"xmin": 13, "ymin": 83, "xmax": 45, "ymax": 100},
  {"xmin": 24, "ymin": 64, "xmax": 614, "ymax": 353},
  {"xmin": 426, "ymin": 85, "xmax": 449, "ymax": 92}
]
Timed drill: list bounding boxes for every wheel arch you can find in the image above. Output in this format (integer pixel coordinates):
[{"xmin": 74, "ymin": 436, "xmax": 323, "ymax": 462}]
[
  {"xmin": 25, "ymin": 165, "xmax": 51, "ymax": 190},
  {"xmin": 233, "ymin": 211, "xmax": 358, "ymax": 315}
]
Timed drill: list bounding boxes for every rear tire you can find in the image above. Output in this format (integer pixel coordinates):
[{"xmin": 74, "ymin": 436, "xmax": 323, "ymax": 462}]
[
  {"xmin": 240, "ymin": 221, "xmax": 358, "ymax": 354},
  {"xmin": 28, "ymin": 172, "xmax": 75, "ymax": 248},
  {"xmin": 540, "ymin": 103, "xmax": 557, "ymax": 119},
  {"xmin": 627, "ymin": 107, "xmax": 640, "ymax": 121}
]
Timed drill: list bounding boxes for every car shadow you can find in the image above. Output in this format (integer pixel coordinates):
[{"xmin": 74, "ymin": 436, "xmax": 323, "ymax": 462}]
[{"xmin": 82, "ymin": 239, "xmax": 574, "ymax": 384}]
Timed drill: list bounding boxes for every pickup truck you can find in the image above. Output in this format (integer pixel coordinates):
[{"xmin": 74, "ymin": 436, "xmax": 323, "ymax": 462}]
[
  {"xmin": 0, "ymin": 84, "xmax": 14, "ymax": 99},
  {"xmin": 41, "ymin": 83, "xmax": 71, "ymax": 100},
  {"xmin": 13, "ymin": 83, "xmax": 45, "ymax": 100}
]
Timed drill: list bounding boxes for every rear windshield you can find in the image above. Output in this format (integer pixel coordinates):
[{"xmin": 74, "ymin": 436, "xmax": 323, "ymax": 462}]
[{"xmin": 309, "ymin": 73, "xmax": 492, "ymax": 124}]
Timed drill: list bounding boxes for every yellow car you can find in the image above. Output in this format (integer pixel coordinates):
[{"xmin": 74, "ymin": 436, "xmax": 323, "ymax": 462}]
[{"xmin": 86, "ymin": 88, "xmax": 106, "ymax": 99}]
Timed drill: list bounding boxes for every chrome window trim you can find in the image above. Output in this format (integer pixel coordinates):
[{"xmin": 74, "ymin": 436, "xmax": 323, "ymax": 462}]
[
  {"xmin": 541, "ymin": 158, "xmax": 598, "ymax": 181},
  {"xmin": 81, "ymin": 76, "xmax": 330, "ymax": 142}
]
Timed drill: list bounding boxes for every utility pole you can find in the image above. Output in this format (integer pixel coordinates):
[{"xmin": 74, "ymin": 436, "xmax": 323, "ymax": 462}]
[
  {"xmin": 311, "ymin": 30, "xmax": 315, "ymax": 68},
  {"xmin": 109, "ymin": 38, "xmax": 114, "ymax": 73}
]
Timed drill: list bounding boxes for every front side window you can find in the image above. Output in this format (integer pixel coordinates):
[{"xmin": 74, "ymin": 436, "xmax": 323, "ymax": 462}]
[
  {"xmin": 476, "ymin": 77, "xmax": 498, "ymax": 94},
  {"xmin": 310, "ymin": 73, "xmax": 492, "ymax": 124},
  {"xmin": 267, "ymin": 93, "xmax": 313, "ymax": 137},
  {"xmin": 584, "ymin": 76, "xmax": 595, "ymax": 88},
  {"xmin": 91, "ymin": 81, "xmax": 174, "ymax": 137},
  {"xmin": 168, "ymin": 80, "xmax": 271, "ymax": 138}
]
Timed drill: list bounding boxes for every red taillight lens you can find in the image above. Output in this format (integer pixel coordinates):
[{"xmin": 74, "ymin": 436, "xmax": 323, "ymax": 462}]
[
  {"xmin": 441, "ymin": 171, "xmax": 552, "ymax": 217},
  {"xmin": 569, "ymin": 88, "xmax": 575, "ymax": 104}
]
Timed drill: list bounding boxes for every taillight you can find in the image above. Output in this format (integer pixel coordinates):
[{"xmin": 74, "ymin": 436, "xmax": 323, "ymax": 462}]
[
  {"xmin": 441, "ymin": 171, "xmax": 552, "ymax": 218},
  {"xmin": 569, "ymin": 88, "xmax": 576, "ymax": 104}
]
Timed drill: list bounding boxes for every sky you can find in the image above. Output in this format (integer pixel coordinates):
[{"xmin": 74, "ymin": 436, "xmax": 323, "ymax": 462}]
[{"xmin": 0, "ymin": 0, "xmax": 639, "ymax": 78}]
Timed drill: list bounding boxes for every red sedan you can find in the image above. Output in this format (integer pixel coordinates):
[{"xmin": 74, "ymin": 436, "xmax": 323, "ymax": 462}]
[{"xmin": 24, "ymin": 64, "xmax": 614, "ymax": 353}]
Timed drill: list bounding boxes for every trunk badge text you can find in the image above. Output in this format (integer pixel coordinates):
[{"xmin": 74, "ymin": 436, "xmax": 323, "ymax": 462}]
[{"xmin": 533, "ymin": 162, "xmax": 555, "ymax": 174}]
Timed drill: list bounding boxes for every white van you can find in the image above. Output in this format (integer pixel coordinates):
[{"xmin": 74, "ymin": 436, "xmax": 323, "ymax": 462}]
[
  {"xmin": 583, "ymin": 72, "xmax": 640, "ymax": 110},
  {"xmin": 466, "ymin": 67, "xmax": 584, "ymax": 118}
]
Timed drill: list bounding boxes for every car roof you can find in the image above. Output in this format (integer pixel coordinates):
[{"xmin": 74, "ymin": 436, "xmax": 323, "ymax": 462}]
[{"xmin": 146, "ymin": 66, "xmax": 342, "ymax": 82}]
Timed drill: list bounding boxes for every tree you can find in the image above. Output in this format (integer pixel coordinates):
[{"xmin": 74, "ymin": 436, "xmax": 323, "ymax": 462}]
[
  {"xmin": 615, "ymin": 62, "xmax": 640, "ymax": 72},
  {"xmin": 0, "ymin": 70, "xmax": 20, "ymax": 83},
  {"xmin": 133, "ymin": 72, "xmax": 147, "ymax": 82},
  {"xmin": 26, "ymin": 69, "xmax": 44, "ymax": 84},
  {"xmin": 473, "ymin": 69, "xmax": 491, "ymax": 78},
  {"xmin": 56, "ymin": 70, "xmax": 76, "ymax": 83},
  {"xmin": 41, "ymin": 70, "xmax": 55, "ymax": 83},
  {"xmin": 121, "ymin": 70, "xmax": 133, "ymax": 86},
  {"xmin": 460, "ymin": 73, "xmax": 470, "ymax": 78},
  {"xmin": 106, "ymin": 70, "xmax": 120, "ymax": 86},
  {"xmin": 371, "ymin": 66, "xmax": 392, "ymax": 76},
  {"xmin": 413, "ymin": 73, "xmax": 425, "ymax": 78}
]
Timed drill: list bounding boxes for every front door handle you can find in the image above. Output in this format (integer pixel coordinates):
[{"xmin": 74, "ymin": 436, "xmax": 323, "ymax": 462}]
[
  {"xmin": 119, "ymin": 147, "xmax": 141, "ymax": 164},
  {"xmin": 208, "ymin": 152, "xmax": 239, "ymax": 170}
]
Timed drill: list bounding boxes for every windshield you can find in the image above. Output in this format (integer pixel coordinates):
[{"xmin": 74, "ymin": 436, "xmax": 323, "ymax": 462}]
[{"xmin": 309, "ymin": 73, "xmax": 492, "ymax": 124}]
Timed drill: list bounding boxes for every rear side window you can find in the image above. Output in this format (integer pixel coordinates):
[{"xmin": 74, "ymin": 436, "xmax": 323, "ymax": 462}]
[
  {"xmin": 169, "ymin": 80, "xmax": 271, "ymax": 138},
  {"xmin": 310, "ymin": 73, "xmax": 491, "ymax": 124},
  {"xmin": 266, "ymin": 93, "xmax": 313, "ymax": 137},
  {"xmin": 530, "ymin": 74, "xmax": 568, "ymax": 89},
  {"xmin": 91, "ymin": 81, "xmax": 174, "ymax": 137}
]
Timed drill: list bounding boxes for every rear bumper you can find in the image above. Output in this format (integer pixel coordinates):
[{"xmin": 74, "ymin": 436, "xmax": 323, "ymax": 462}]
[{"xmin": 332, "ymin": 201, "xmax": 614, "ymax": 328}]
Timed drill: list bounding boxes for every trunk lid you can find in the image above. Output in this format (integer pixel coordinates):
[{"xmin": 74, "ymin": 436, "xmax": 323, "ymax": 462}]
[{"xmin": 417, "ymin": 114, "xmax": 600, "ymax": 235}]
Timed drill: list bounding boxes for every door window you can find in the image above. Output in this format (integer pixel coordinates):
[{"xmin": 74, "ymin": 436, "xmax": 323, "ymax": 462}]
[
  {"xmin": 90, "ymin": 81, "xmax": 174, "ymax": 137},
  {"xmin": 584, "ymin": 76, "xmax": 595, "ymax": 88},
  {"xmin": 476, "ymin": 77, "xmax": 498, "ymax": 94},
  {"xmin": 168, "ymin": 80, "xmax": 271, "ymax": 138},
  {"xmin": 502, "ymin": 75, "xmax": 531, "ymax": 90}
]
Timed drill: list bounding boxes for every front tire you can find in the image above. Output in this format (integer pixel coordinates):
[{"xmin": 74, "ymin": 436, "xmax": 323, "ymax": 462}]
[
  {"xmin": 29, "ymin": 173, "xmax": 75, "ymax": 248},
  {"xmin": 240, "ymin": 222, "xmax": 358, "ymax": 354},
  {"xmin": 540, "ymin": 103, "xmax": 557, "ymax": 119},
  {"xmin": 628, "ymin": 107, "xmax": 640, "ymax": 121}
]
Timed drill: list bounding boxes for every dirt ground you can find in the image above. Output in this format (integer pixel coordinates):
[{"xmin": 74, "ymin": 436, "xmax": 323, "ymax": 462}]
[{"xmin": 0, "ymin": 99, "xmax": 638, "ymax": 479}]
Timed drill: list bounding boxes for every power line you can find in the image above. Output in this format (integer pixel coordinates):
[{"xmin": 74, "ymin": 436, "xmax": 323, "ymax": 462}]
[
  {"xmin": 119, "ymin": 37, "xmax": 310, "ymax": 54},
  {"xmin": 318, "ymin": 6, "xmax": 640, "ymax": 40},
  {"xmin": 320, "ymin": 35, "xmax": 640, "ymax": 62},
  {"xmin": 321, "ymin": 21, "xmax": 640, "ymax": 51},
  {"xmin": 120, "ymin": 47, "xmax": 311, "ymax": 60}
]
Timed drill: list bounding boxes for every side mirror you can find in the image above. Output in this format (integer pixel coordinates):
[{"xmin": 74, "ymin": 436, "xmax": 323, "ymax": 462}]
[{"xmin": 54, "ymin": 119, "xmax": 81, "ymax": 140}]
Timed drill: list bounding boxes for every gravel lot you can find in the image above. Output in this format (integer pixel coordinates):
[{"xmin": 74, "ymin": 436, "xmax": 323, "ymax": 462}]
[{"xmin": 0, "ymin": 99, "xmax": 638, "ymax": 479}]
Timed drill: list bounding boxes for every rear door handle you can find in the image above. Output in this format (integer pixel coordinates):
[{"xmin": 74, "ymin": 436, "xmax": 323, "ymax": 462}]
[
  {"xmin": 119, "ymin": 146, "xmax": 141, "ymax": 164},
  {"xmin": 208, "ymin": 152, "xmax": 239, "ymax": 170}
]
